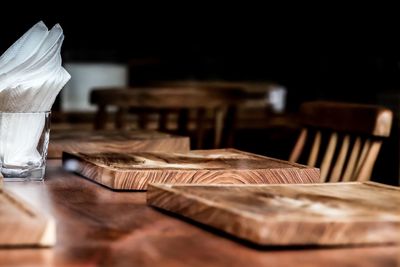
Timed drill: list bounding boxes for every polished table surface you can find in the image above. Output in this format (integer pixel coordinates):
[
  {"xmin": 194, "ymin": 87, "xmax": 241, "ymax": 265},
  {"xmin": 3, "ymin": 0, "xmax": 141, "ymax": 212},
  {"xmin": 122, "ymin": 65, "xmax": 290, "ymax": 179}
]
[{"xmin": 1, "ymin": 160, "xmax": 399, "ymax": 267}]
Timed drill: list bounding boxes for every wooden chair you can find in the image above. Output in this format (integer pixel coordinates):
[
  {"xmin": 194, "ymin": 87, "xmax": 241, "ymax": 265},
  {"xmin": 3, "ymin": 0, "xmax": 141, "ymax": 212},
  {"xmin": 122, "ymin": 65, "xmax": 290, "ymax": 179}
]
[
  {"xmin": 289, "ymin": 101, "xmax": 393, "ymax": 182},
  {"xmin": 90, "ymin": 87, "xmax": 244, "ymax": 148}
]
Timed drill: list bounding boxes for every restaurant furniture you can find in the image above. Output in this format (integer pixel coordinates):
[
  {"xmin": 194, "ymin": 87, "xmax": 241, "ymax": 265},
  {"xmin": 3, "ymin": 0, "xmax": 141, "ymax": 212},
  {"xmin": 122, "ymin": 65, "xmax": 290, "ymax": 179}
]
[
  {"xmin": 62, "ymin": 149, "xmax": 319, "ymax": 190},
  {"xmin": 289, "ymin": 101, "xmax": 393, "ymax": 182},
  {"xmin": 48, "ymin": 129, "xmax": 190, "ymax": 158},
  {"xmin": 90, "ymin": 86, "xmax": 245, "ymax": 148},
  {"xmin": 2, "ymin": 160, "xmax": 398, "ymax": 266}
]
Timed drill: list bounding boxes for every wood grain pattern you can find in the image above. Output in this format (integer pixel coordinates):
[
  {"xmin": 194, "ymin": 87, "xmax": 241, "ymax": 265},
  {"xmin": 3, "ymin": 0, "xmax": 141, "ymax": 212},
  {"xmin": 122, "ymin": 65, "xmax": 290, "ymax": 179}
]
[
  {"xmin": 48, "ymin": 129, "xmax": 190, "ymax": 158},
  {"xmin": 147, "ymin": 182, "xmax": 400, "ymax": 246},
  {"xmin": 62, "ymin": 149, "xmax": 320, "ymax": 190},
  {"xmin": 1, "ymin": 161, "xmax": 398, "ymax": 267},
  {"xmin": 0, "ymin": 190, "xmax": 55, "ymax": 247}
]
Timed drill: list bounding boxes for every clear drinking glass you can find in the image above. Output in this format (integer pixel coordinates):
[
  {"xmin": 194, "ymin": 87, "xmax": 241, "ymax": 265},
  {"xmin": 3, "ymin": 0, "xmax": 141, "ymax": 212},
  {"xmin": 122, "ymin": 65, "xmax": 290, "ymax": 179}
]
[{"xmin": 0, "ymin": 111, "xmax": 51, "ymax": 181}]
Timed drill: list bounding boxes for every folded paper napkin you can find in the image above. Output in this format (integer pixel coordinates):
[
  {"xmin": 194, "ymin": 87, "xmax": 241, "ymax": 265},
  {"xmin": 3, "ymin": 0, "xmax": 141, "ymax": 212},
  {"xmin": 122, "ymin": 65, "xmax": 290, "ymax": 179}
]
[{"xmin": 0, "ymin": 21, "xmax": 70, "ymax": 167}]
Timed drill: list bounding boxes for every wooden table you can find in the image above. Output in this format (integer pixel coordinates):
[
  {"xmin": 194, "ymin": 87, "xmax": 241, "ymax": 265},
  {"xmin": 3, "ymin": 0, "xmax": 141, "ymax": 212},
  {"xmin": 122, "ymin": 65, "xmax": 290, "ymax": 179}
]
[
  {"xmin": 1, "ymin": 160, "xmax": 399, "ymax": 267},
  {"xmin": 48, "ymin": 129, "xmax": 190, "ymax": 158}
]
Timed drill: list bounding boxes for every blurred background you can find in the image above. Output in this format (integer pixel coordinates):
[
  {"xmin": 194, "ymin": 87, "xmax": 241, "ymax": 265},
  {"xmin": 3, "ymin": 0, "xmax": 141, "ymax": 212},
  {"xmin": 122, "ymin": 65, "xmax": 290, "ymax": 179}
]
[{"xmin": 1, "ymin": 9, "xmax": 399, "ymax": 185}]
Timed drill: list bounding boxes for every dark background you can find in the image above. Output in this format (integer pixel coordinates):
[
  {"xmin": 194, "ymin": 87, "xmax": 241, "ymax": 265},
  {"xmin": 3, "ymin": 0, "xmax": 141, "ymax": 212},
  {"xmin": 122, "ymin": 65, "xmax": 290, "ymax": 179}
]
[
  {"xmin": 2, "ymin": 11, "xmax": 400, "ymax": 106},
  {"xmin": 1, "ymin": 10, "xmax": 399, "ymax": 185}
]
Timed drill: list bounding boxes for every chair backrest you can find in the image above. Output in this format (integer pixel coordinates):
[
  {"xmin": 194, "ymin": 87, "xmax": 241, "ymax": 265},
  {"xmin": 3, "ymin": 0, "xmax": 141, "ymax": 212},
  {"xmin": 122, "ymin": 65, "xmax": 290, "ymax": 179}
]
[
  {"xmin": 289, "ymin": 101, "xmax": 393, "ymax": 182},
  {"xmin": 90, "ymin": 87, "xmax": 244, "ymax": 148}
]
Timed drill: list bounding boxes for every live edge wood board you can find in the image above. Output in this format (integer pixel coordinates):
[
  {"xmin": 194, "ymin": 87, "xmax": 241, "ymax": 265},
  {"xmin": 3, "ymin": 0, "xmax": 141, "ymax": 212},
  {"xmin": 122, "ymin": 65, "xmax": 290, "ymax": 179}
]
[
  {"xmin": 62, "ymin": 149, "xmax": 319, "ymax": 190},
  {"xmin": 147, "ymin": 182, "xmax": 400, "ymax": 246},
  {"xmin": 0, "ymin": 190, "xmax": 55, "ymax": 247},
  {"xmin": 48, "ymin": 130, "xmax": 190, "ymax": 158}
]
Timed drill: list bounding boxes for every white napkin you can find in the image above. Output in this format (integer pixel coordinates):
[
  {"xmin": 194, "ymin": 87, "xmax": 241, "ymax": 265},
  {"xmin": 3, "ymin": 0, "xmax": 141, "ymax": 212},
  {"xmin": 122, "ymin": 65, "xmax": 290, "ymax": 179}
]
[
  {"xmin": 0, "ymin": 21, "xmax": 70, "ymax": 168},
  {"xmin": 0, "ymin": 21, "xmax": 48, "ymax": 73}
]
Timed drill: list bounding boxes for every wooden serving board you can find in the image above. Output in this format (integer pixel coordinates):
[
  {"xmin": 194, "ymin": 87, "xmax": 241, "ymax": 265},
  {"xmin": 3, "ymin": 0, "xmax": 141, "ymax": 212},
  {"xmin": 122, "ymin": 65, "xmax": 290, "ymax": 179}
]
[
  {"xmin": 0, "ymin": 190, "xmax": 55, "ymax": 247},
  {"xmin": 48, "ymin": 130, "xmax": 190, "ymax": 158},
  {"xmin": 62, "ymin": 149, "xmax": 319, "ymax": 190},
  {"xmin": 147, "ymin": 182, "xmax": 400, "ymax": 246}
]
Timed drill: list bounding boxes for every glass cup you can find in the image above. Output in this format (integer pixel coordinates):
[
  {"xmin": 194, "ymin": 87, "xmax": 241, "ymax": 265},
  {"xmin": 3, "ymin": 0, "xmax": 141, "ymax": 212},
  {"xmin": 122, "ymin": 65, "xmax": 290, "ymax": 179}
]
[{"xmin": 0, "ymin": 111, "xmax": 51, "ymax": 181}]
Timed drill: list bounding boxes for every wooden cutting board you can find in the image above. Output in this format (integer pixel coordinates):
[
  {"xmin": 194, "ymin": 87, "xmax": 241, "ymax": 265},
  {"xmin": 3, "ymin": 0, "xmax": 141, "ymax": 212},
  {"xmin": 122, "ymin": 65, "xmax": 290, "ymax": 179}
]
[
  {"xmin": 48, "ymin": 129, "xmax": 190, "ymax": 158},
  {"xmin": 0, "ymin": 189, "xmax": 55, "ymax": 247},
  {"xmin": 62, "ymin": 149, "xmax": 319, "ymax": 190},
  {"xmin": 147, "ymin": 182, "xmax": 400, "ymax": 246}
]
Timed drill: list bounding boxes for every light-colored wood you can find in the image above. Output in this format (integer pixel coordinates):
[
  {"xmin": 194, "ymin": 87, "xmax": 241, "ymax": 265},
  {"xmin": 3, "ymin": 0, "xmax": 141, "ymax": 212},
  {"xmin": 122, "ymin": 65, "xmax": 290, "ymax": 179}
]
[
  {"xmin": 307, "ymin": 130, "xmax": 321, "ymax": 167},
  {"xmin": 289, "ymin": 128, "xmax": 307, "ymax": 162},
  {"xmin": 342, "ymin": 137, "xmax": 362, "ymax": 182},
  {"xmin": 0, "ymin": 190, "xmax": 55, "ymax": 247},
  {"xmin": 320, "ymin": 132, "xmax": 338, "ymax": 182},
  {"xmin": 290, "ymin": 101, "xmax": 393, "ymax": 182},
  {"xmin": 3, "ymin": 160, "xmax": 397, "ymax": 267},
  {"xmin": 62, "ymin": 149, "xmax": 319, "ymax": 190},
  {"xmin": 330, "ymin": 135, "xmax": 350, "ymax": 182},
  {"xmin": 147, "ymin": 182, "xmax": 400, "ymax": 246},
  {"xmin": 356, "ymin": 141, "xmax": 382, "ymax": 181},
  {"xmin": 354, "ymin": 139, "xmax": 371, "ymax": 181},
  {"xmin": 48, "ymin": 129, "xmax": 190, "ymax": 158}
]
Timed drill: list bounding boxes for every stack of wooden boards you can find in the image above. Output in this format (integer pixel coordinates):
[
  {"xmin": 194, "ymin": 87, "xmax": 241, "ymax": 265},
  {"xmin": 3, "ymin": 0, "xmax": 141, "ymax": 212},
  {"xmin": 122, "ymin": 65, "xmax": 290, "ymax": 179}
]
[
  {"xmin": 0, "ymin": 173, "xmax": 55, "ymax": 247},
  {"xmin": 57, "ymin": 131, "xmax": 400, "ymax": 247}
]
